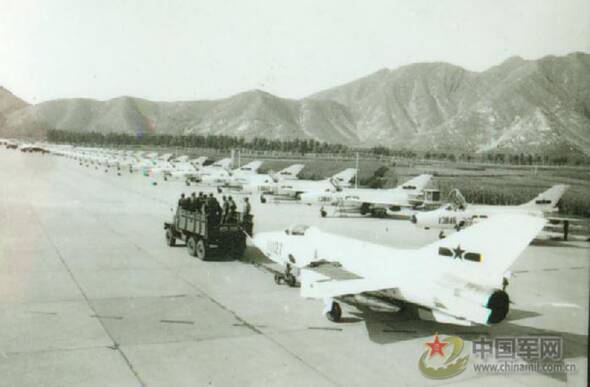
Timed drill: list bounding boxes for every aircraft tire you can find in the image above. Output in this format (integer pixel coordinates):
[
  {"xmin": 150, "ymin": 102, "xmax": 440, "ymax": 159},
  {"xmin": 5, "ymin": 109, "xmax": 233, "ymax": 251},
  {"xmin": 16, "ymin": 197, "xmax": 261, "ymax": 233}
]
[
  {"xmin": 286, "ymin": 274, "xmax": 297, "ymax": 287},
  {"xmin": 326, "ymin": 302, "xmax": 342, "ymax": 322}
]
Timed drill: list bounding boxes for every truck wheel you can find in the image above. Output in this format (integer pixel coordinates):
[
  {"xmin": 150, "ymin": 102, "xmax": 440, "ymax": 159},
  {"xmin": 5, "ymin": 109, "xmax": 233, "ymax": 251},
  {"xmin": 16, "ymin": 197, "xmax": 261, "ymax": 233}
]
[
  {"xmin": 166, "ymin": 229, "xmax": 176, "ymax": 246},
  {"xmin": 187, "ymin": 236, "xmax": 198, "ymax": 257},
  {"xmin": 195, "ymin": 239, "xmax": 208, "ymax": 261}
]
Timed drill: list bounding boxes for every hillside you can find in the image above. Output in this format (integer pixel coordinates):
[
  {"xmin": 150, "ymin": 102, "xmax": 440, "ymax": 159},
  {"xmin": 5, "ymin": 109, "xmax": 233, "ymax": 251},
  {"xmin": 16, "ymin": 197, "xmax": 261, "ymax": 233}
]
[{"xmin": 1, "ymin": 52, "xmax": 589, "ymax": 155}]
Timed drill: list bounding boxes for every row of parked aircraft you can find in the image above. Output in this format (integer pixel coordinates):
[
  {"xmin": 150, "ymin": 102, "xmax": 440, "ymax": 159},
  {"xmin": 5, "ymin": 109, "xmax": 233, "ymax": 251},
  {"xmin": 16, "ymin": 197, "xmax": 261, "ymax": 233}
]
[{"xmin": 5, "ymin": 141, "xmax": 573, "ymax": 328}]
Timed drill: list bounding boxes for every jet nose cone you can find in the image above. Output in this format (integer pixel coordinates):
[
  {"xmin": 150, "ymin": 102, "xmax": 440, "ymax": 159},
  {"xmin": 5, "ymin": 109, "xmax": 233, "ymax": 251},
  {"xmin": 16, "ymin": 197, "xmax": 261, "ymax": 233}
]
[{"xmin": 410, "ymin": 214, "xmax": 417, "ymax": 224}]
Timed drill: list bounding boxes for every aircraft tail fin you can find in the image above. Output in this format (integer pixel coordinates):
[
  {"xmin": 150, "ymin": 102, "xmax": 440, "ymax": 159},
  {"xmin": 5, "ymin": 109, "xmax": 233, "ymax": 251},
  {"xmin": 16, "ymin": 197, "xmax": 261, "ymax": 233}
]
[
  {"xmin": 330, "ymin": 168, "xmax": 357, "ymax": 186},
  {"xmin": 237, "ymin": 160, "xmax": 263, "ymax": 173},
  {"xmin": 394, "ymin": 174, "xmax": 432, "ymax": 192},
  {"xmin": 519, "ymin": 185, "xmax": 568, "ymax": 212},
  {"xmin": 421, "ymin": 214, "xmax": 545, "ymax": 279},
  {"xmin": 277, "ymin": 164, "xmax": 305, "ymax": 180}
]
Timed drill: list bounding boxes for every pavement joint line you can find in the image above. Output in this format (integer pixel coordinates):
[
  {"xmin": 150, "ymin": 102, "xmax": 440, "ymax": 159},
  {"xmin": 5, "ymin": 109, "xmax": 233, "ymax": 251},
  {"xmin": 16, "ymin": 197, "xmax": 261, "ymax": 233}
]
[
  {"xmin": 25, "ymin": 310, "xmax": 58, "ymax": 315},
  {"xmin": 45, "ymin": 185, "xmax": 339, "ymax": 386},
  {"xmin": 166, "ymin": 264, "xmax": 341, "ymax": 386},
  {"xmin": 29, "ymin": 204, "xmax": 148, "ymax": 387},
  {"xmin": 91, "ymin": 314, "xmax": 125, "ymax": 320},
  {"xmin": 160, "ymin": 319, "xmax": 195, "ymax": 325},
  {"xmin": 307, "ymin": 327, "xmax": 343, "ymax": 331},
  {"xmin": 4, "ymin": 344, "xmax": 124, "ymax": 357}
]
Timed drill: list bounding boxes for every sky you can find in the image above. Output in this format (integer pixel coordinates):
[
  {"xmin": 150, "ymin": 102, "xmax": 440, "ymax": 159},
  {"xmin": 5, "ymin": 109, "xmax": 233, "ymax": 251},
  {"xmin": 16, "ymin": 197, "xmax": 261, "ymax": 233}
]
[{"xmin": 1, "ymin": 0, "xmax": 589, "ymax": 103}]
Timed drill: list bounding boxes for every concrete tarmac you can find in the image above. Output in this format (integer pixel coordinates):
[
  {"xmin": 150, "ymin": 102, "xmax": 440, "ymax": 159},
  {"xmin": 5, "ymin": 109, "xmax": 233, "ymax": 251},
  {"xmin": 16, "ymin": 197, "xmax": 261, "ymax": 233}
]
[{"xmin": 0, "ymin": 150, "xmax": 587, "ymax": 387}]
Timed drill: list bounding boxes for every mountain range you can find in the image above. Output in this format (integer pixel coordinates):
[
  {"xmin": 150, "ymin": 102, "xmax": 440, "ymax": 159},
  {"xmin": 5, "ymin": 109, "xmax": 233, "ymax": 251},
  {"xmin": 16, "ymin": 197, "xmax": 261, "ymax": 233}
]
[{"xmin": 1, "ymin": 52, "xmax": 589, "ymax": 155}]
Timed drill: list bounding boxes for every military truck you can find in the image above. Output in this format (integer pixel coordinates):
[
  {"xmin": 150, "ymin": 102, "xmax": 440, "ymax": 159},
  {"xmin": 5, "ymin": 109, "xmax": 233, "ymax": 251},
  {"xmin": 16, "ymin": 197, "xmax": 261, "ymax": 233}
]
[{"xmin": 164, "ymin": 207, "xmax": 252, "ymax": 260}]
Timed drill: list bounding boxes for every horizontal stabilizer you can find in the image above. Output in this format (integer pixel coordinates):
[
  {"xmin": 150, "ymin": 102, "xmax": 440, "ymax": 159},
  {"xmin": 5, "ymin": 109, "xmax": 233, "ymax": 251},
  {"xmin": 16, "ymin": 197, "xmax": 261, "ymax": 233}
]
[{"xmin": 430, "ymin": 310, "xmax": 474, "ymax": 326}]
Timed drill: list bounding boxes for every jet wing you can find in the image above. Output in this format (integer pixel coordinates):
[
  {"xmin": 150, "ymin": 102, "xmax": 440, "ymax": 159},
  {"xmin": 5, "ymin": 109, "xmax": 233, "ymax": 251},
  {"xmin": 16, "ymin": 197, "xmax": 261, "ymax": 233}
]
[
  {"xmin": 300, "ymin": 268, "xmax": 399, "ymax": 299},
  {"xmin": 304, "ymin": 260, "xmax": 363, "ymax": 281}
]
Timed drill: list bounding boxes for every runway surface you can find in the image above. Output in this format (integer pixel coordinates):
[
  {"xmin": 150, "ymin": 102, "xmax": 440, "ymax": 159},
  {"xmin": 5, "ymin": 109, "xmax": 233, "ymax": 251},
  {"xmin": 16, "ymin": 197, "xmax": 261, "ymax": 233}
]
[{"xmin": 0, "ymin": 150, "xmax": 587, "ymax": 387}]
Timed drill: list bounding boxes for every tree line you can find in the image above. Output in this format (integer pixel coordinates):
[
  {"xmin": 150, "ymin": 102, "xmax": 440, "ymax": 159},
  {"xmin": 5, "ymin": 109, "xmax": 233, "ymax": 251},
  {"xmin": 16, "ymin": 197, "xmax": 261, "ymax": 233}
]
[{"xmin": 46, "ymin": 129, "xmax": 586, "ymax": 166}]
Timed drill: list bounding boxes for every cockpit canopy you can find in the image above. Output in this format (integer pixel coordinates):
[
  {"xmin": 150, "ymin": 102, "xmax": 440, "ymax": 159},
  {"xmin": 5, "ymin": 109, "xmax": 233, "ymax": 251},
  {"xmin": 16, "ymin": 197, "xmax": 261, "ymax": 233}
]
[{"xmin": 284, "ymin": 225, "xmax": 310, "ymax": 236}]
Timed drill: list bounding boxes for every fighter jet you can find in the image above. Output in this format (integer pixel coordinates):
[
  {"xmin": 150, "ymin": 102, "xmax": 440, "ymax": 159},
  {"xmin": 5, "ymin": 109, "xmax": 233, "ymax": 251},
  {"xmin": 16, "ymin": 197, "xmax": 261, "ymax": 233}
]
[
  {"xmin": 236, "ymin": 164, "xmax": 305, "ymax": 194},
  {"xmin": 252, "ymin": 214, "xmax": 545, "ymax": 326},
  {"xmin": 411, "ymin": 185, "xmax": 568, "ymax": 237},
  {"xmin": 193, "ymin": 158, "xmax": 234, "ymax": 184},
  {"xmin": 195, "ymin": 159, "xmax": 263, "ymax": 187},
  {"xmin": 148, "ymin": 156, "xmax": 208, "ymax": 181},
  {"xmin": 299, "ymin": 174, "xmax": 433, "ymax": 216},
  {"xmin": 269, "ymin": 168, "xmax": 357, "ymax": 201}
]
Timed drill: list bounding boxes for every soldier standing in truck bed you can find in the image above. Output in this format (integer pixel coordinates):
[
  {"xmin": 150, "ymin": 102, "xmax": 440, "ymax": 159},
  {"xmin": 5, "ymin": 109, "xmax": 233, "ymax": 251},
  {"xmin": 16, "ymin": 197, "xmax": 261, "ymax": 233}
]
[
  {"xmin": 178, "ymin": 193, "xmax": 187, "ymax": 210},
  {"xmin": 221, "ymin": 196, "xmax": 229, "ymax": 223},
  {"xmin": 189, "ymin": 192, "xmax": 198, "ymax": 211},
  {"xmin": 195, "ymin": 192, "xmax": 205, "ymax": 213},
  {"xmin": 242, "ymin": 197, "xmax": 253, "ymax": 235},
  {"xmin": 205, "ymin": 193, "xmax": 221, "ymax": 225},
  {"xmin": 228, "ymin": 196, "xmax": 237, "ymax": 223}
]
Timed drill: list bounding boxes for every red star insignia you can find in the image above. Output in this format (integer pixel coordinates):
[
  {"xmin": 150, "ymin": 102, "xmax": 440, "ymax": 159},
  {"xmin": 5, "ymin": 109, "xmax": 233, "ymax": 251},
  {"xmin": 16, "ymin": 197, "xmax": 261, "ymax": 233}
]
[{"xmin": 425, "ymin": 334, "xmax": 448, "ymax": 358}]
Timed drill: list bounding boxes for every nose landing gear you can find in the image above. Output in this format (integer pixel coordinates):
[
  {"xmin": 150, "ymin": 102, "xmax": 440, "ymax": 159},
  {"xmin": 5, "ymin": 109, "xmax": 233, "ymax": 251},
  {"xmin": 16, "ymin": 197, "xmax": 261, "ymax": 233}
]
[{"xmin": 273, "ymin": 264, "xmax": 297, "ymax": 287}]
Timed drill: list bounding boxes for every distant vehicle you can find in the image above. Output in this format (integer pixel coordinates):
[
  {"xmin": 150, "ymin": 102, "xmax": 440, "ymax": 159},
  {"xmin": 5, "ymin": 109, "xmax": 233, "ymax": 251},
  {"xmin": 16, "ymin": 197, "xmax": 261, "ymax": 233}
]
[
  {"xmin": 252, "ymin": 214, "xmax": 545, "ymax": 325},
  {"xmin": 411, "ymin": 185, "xmax": 568, "ymax": 238},
  {"xmin": 299, "ymin": 174, "xmax": 434, "ymax": 217},
  {"xmin": 164, "ymin": 205, "xmax": 251, "ymax": 260}
]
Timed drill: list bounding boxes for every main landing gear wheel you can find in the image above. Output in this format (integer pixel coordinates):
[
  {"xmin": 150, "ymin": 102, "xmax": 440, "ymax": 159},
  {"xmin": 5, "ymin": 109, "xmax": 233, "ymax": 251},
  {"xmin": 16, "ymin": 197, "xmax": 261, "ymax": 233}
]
[
  {"xmin": 326, "ymin": 302, "xmax": 342, "ymax": 322},
  {"xmin": 320, "ymin": 207, "xmax": 327, "ymax": 218},
  {"xmin": 165, "ymin": 229, "xmax": 176, "ymax": 246},
  {"xmin": 285, "ymin": 273, "xmax": 296, "ymax": 287},
  {"xmin": 438, "ymin": 231, "xmax": 446, "ymax": 239},
  {"xmin": 260, "ymin": 195, "xmax": 267, "ymax": 204}
]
